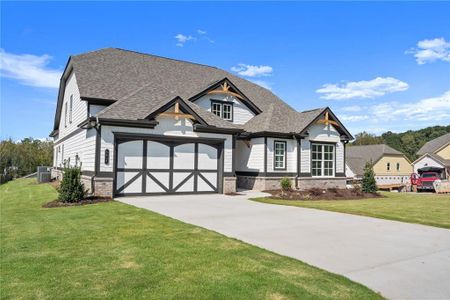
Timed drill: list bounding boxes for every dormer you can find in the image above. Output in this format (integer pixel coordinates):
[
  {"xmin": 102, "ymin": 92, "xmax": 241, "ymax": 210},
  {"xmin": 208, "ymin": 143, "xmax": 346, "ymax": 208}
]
[{"xmin": 189, "ymin": 78, "xmax": 261, "ymax": 125}]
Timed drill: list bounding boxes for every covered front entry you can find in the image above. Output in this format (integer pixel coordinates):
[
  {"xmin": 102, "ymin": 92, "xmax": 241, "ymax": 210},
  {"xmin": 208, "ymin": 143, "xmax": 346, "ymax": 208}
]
[{"xmin": 114, "ymin": 135, "xmax": 224, "ymax": 196}]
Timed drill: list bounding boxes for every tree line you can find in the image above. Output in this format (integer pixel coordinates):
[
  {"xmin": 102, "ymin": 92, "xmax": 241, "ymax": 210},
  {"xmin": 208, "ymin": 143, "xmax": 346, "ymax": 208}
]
[
  {"xmin": 350, "ymin": 125, "xmax": 450, "ymax": 161},
  {"xmin": 0, "ymin": 138, "xmax": 53, "ymax": 182}
]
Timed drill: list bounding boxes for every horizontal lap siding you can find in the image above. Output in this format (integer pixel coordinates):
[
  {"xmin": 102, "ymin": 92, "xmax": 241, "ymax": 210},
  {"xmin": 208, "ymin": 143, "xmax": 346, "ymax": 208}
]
[
  {"xmin": 55, "ymin": 129, "xmax": 96, "ymax": 171},
  {"xmin": 235, "ymin": 138, "xmax": 265, "ymax": 172},
  {"xmin": 335, "ymin": 141, "xmax": 344, "ymax": 173},
  {"xmin": 266, "ymin": 138, "xmax": 297, "ymax": 173},
  {"xmin": 300, "ymin": 139, "xmax": 311, "ymax": 173},
  {"xmin": 195, "ymin": 94, "xmax": 255, "ymax": 125},
  {"xmin": 100, "ymin": 116, "xmax": 233, "ymax": 173}
]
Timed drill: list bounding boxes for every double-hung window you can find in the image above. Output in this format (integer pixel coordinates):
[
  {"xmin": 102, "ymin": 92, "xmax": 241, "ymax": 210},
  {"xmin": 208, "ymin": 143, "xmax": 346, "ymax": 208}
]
[
  {"xmin": 274, "ymin": 141, "xmax": 287, "ymax": 170},
  {"xmin": 211, "ymin": 100, "xmax": 233, "ymax": 121},
  {"xmin": 311, "ymin": 143, "xmax": 335, "ymax": 177}
]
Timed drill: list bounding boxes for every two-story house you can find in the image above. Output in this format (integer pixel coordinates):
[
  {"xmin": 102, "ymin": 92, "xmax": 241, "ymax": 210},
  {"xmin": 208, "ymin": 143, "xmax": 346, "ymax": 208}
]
[{"xmin": 50, "ymin": 48, "xmax": 353, "ymax": 197}]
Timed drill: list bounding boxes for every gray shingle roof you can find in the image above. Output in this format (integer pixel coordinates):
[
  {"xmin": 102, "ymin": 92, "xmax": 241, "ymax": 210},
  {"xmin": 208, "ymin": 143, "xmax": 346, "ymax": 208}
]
[
  {"xmin": 346, "ymin": 144, "xmax": 405, "ymax": 176},
  {"xmin": 417, "ymin": 133, "xmax": 450, "ymax": 156},
  {"xmin": 65, "ymin": 48, "xmax": 339, "ymax": 134}
]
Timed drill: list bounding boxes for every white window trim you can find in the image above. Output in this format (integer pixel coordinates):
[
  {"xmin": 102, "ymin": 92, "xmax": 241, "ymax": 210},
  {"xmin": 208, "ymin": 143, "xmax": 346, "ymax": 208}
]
[
  {"xmin": 311, "ymin": 143, "xmax": 335, "ymax": 177},
  {"xmin": 274, "ymin": 141, "xmax": 287, "ymax": 170},
  {"xmin": 211, "ymin": 100, "xmax": 233, "ymax": 121}
]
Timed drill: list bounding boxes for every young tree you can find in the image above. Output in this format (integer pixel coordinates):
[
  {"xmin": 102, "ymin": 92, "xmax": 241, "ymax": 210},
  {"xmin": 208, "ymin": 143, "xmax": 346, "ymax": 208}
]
[
  {"xmin": 58, "ymin": 164, "xmax": 85, "ymax": 202},
  {"xmin": 362, "ymin": 160, "xmax": 377, "ymax": 193}
]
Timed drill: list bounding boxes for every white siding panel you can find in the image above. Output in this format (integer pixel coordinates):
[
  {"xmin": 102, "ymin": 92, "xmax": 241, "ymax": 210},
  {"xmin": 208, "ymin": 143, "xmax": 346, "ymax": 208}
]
[
  {"xmin": 100, "ymin": 116, "xmax": 233, "ymax": 173},
  {"xmin": 413, "ymin": 156, "xmax": 444, "ymax": 173},
  {"xmin": 266, "ymin": 138, "xmax": 297, "ymax": 173},
  {"xmin": 335, "ymin": 141, "xmax": 344, "ymax": 173},
  {"xmin": 308, "ymin": 124, "xmax": 341, "ymax": 143},
  {"xmin": 89, "ymin": 104, "xmax": 107, "ymax": 117},
  {"xmin": 195, "ymin": 94, "xmax": 255, "ymax": 125},
  {"xmin": 235, "ymin": 138, "xmax": 264, "ymax": 172},
  {"xmin": 300, "ymin": 139, "xmax": 311, "ymax": 173},
  {"xmin": 54, "ymin": 128, "xmax": 96, "ymax": 171},
  {"xmin": 57, "ymin": 73, "xmax": 87, "ymax": 139}
]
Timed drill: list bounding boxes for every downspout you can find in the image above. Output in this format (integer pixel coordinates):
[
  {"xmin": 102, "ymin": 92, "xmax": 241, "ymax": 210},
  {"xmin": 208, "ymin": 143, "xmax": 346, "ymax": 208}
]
[{"xmin": 295, "ymin": 135, "xmax": 300, "ymax": 189}]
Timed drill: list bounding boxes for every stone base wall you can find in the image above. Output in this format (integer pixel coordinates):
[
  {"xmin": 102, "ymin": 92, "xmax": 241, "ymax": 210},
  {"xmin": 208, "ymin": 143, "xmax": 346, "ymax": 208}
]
[
  {"xmin": 223, "ymin": 176, "xmax": 237, "ymax": 194},
  {"xmin": 237, "ymin": 176, "xmax": 295, "ymax": 191},
  {"xmin": 297, "ymin": 177, "xmax": 347, "ymax": 190},
  {"xmin": 93, "ymin": 177, "xmax": 113, "ymax": 198},
  {"xmin": 237, "ymin": 175, "xmax": 347, "ymax": 191}
]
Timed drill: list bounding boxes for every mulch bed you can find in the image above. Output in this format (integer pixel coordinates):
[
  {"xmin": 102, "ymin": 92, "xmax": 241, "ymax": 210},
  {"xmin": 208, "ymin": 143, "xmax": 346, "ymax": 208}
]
[
  {"xmin": 265, "ymin": 188, "xmax": 382, "ymax": 201},
  {"xmin": 43, "ymin": 197, "xmax": 113, "ymax": 208}
]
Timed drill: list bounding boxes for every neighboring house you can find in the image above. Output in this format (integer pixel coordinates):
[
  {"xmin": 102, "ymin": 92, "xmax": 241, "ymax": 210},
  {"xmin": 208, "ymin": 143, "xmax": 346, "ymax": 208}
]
[
  {"xmin": 346, "ymin": 144, "xmax": 412, "ymax": 185},
  {"xmin": 50, "ymin": 48, "xmax": 353, "ymax": 197},
  {"xmin": 413, "ymin": 133, "xmax": 450, "ymax": 178}
]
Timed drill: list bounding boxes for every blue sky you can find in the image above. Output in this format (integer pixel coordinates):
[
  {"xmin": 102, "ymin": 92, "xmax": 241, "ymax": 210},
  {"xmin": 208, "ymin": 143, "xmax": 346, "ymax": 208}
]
[{"xmin": 1, "ymin": 2, "xmax": 449, "ymax": 140}]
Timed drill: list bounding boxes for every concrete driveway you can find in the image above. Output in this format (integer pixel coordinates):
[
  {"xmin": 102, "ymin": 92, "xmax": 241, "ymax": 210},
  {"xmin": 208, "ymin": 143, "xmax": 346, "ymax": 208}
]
[{"xmin": 117, "ymin": 192, "xmax": 450, "ymax": 300}]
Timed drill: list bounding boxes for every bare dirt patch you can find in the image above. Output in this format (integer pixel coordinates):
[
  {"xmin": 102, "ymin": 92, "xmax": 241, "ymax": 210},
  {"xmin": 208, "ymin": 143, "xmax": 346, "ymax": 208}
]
[
  {"xmin": 265, "ymin": 188, "xmax": 382, "ymax": 201},
  {"xmin": 42, "ymin": 197, "xmax": 113, "ymax": 208}
]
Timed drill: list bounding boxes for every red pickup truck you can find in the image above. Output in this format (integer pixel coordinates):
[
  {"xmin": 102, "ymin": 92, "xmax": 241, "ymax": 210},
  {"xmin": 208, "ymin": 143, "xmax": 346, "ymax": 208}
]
[{"xmin": 411, "ymin": 172, "xmax": 440, "ymax": 192}]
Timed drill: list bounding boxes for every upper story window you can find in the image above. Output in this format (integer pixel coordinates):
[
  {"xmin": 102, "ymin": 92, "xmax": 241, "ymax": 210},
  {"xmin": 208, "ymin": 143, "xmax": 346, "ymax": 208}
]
[
  {"xmin": 274, "ymin": 141, "xmax": 287, "ymax": 170},
  {"xmin": 64, "ymin": 103, "xmax": 68, "ymax": 127},
  {"xmin": 69, "ymin": 95, "xmax": 73, "ymax": 123},
  {"xmin": 396, "ymin": 162, "xmax": 400, "ymax": 171},
  {"xmin": 210, "ymin": 100, "xmax": 233, "ymax": 121},
  {"xmin": 312, "ymin": 143, "xmax": 334, "ymax": 177},
  {"xmin": 387, "ymin": 162, "xmax": 391, "ymax": 171}
]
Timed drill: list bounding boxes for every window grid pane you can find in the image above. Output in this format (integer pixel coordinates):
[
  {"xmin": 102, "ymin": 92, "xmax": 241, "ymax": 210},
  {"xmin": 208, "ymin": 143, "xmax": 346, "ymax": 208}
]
[
  {"xmin": 223, "ymin": 104, "xmax": 232, "ymax": 120},
  {"xmin": 211, "ymin": 103, "xmax": 222, "ymax": 117},
  {"xmin": 274, "ymin": 142, "xmax": 286, "ymax": 169},
  {"xmin": 312, "ymin": 144, "xmax": 334, "ymax": 177}
]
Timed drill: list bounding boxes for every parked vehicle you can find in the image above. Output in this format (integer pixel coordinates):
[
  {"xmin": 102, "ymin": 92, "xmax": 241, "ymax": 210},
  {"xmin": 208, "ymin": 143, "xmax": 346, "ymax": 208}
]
[{"xmin": 410, "ymin": 172, "xmax": 440, "ymax": 192}]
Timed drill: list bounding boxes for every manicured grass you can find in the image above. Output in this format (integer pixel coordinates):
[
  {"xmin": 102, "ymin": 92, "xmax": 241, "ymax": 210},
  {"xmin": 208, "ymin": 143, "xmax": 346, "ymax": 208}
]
[
  {"xmin": 0, "ymin": 179, "xmax": 381, "ymax": 299},
  {"xmin": 253, "ymin": 192, "xmax": 450, "ymax": 229}
]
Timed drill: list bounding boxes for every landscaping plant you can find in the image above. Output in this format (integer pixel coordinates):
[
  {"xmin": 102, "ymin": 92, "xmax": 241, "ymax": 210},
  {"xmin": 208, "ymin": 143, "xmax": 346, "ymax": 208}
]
[
  {"xmin": 362, "ymin": 161, "xmax": 377, "ymax": 193},
  {"xmin": 280, "ymin": 177, "xmax": 292, "ymax": 193},
  {"xmin": 58, "ymin": 164, "xmax": 85, "ymax": 202}
]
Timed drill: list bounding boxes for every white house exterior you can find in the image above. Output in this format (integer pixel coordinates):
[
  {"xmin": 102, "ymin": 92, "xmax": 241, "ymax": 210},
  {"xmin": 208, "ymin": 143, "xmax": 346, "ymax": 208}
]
[
  {"xmin": 412, "ymin": 133, "xmax": 450, "ymax": 178},
  {"xmin": 51, "ymin": 48, "xmax": 353, "ymax": 197}
]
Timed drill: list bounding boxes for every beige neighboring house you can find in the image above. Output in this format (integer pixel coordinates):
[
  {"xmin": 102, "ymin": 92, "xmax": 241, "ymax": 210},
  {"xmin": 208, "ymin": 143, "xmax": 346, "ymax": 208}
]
[
  {"xmin": 413, "ymin": 132, "xmax": 450, "ymax": 179},
  {"xmin": 346, "ymin": 144, "xmax": 412, "ymax": 185}
]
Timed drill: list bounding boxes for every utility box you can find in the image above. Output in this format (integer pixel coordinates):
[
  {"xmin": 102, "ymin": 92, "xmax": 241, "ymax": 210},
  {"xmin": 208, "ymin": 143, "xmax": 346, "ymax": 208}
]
[{"xmin": 37, "ymin": 166, "xmax": 51, "ymax": 183}]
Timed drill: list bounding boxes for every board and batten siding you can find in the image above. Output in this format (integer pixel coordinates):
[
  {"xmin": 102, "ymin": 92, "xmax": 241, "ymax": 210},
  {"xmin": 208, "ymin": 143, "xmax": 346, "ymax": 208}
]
[
  {"xmin": 235, "ymin": 138, "xmax": 265, "ymax": 172},
  {"xmin": 266, "ymin": 138, "xmax": 297, "ymax": 173},
  {"xmin": 194, "ymin": 94, "xmax": 255, "ymax": 125},
  {"xmin": 99, "ymin": 116, "xmax": 233, "ymax": 173},
  {"xmin": 300, "ymin": 124, "xmax": 344, "ymax": 174}
]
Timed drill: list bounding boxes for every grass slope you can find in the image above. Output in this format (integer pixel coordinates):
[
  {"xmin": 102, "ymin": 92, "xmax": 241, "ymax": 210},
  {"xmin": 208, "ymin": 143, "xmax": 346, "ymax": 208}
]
[
  {"xmin": 0, "ymin": 179, "xmax": 381, "ymax": 299},
  {"xmin": 253, "ymin": 192, "xmax": 450, "ymax": 229}
]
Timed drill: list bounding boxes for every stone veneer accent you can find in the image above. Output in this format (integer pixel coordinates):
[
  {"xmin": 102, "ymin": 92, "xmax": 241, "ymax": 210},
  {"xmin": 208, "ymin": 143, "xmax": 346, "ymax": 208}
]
[
  {"xmin": 223, "ymin": 176, "xmax": 237, "ymax": 194},
  {"xmin": 237, "ymin": 175, "xmax": 347, "ymax": 191},
  {"xmin": 93, "ymin": 177, "xmax": 113, "ymax": 198},
  {"xmin": 297, "ymin": 177, "xmax": 346, "ymax": 190}
]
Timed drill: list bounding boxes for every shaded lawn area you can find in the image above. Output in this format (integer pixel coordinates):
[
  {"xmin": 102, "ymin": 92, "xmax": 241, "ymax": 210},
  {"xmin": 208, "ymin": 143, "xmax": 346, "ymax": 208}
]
[
  {"xmin": 253, "ymin": 192, "xmax": 450, "ymax": 229},
  {"xmin": 0, "ymin": 179, "xmax": 381, "ymax": 299}
]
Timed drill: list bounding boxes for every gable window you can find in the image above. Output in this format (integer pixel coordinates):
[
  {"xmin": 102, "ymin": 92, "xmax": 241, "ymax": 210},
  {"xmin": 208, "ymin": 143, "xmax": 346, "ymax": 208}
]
[
  {"xmin": 387, "ymin": 162, "xmax": 390, "ymax": 171},
  {"xmin": 396, "ymin": 162, "xmax": 400, "ymax": 171},
  {"xmin": 69, "ymin": 95, "xmax": 73, "ymax": 123},
  {"xmin": 311, "ymin": 143, "xmax": 335, "ymax": 177},
  {"xmin": 274, "ymin": 141, "xmax": 287, "ymax": 170},
  {"xmin": 64, "ymin": 103, "xmax": 67, "ymax": 127},
  {"xmin": 210, "ymin": 100, "xmax": 233, "ymax": 121}
]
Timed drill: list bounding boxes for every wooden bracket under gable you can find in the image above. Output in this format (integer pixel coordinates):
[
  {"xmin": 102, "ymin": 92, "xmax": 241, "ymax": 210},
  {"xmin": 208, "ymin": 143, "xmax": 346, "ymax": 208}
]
[
  {"xmin": 316, "ymin": 111, "xmax": 340, "ymax": 127},
  {"xmin": 207, "ymin": 82, "xmax": 244, "ymax": 100},
  {"xmin": 158, "ymin": 102, "xmax": 196, "ymax": 121}
]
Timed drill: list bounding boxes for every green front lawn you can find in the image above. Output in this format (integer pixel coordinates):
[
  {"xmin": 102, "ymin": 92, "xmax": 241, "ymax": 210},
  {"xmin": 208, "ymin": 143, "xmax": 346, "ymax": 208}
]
[
  {"xmin": 253, "ymin": 192, "xmax": 450, "ymax": 229},
  {"xmin": 0, "ymin": 179, "xmax": 381, "ymax": 299}
]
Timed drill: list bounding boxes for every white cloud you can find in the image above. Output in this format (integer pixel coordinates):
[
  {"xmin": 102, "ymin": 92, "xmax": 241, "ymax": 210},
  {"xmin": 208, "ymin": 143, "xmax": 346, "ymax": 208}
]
[
  {"xmin": 197, "ymin": 29, "xmax": 206, "ymax": 35},
  {"xmin": 0, "ymin": 49, "xmax": 61, "ymax": 88},
  {"xmin": 250, "ymin": 80, "xmax": 272, "ymax": 90},
  {"xmin": 407, "ymin": 37, "xmax": 450, "ymax": 64},
  {"xmin": 175, "ymin": 34, "xmax": 195, "ymax": 47},
  {"xmin": 316, "ymin": 77, "xmax": 409, "ymax": 100},
  {"xmin": 340, "ymin": 115, "xmax": 369, "ymax": 122},
  {"xmin": 371, "ymin": 91, "xmax": 450, "ymax": 122},
  {"xmin": 231, "ymin": 64, "xmax": 273, "ymax": 77}
]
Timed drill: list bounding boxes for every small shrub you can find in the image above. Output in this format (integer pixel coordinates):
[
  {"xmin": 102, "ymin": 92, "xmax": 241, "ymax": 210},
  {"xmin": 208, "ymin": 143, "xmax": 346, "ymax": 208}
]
[
  {"xmin": 362, "ymin": 161, "xmax": 377, "ymax": 193},
  {"xmin": 280, "ymin": 177, "xmax": 292, "ymax": 191},
  {"xmin": 58, "ymin": 165, "xmax": 85, "ymax": 202}
]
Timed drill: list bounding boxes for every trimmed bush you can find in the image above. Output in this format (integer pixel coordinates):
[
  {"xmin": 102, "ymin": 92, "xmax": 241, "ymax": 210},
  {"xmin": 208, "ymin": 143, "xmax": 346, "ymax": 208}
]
[
  {"xmin": 58, "ymin": 165, "xmax": 85, "ymax": 202},
  {"xmin": 280, "ymin": 177, "xmax": 292, "ymax": 191},
  {"xmin": 362, "ymin": 160, "xmax": 377, "ymax": 193}
]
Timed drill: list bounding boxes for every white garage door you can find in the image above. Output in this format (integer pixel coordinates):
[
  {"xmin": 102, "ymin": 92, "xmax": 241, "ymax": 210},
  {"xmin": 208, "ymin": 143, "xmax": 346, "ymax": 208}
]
[{"xmin": 115, "ymin": 138, "xmax": 221, "ymax": 196}]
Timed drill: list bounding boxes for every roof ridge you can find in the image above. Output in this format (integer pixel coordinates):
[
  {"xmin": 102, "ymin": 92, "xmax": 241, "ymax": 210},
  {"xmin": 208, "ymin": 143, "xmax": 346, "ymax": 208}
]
[{"xmin": 112, "ymin": 48, "xmax": 219, "ymax": 69}]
